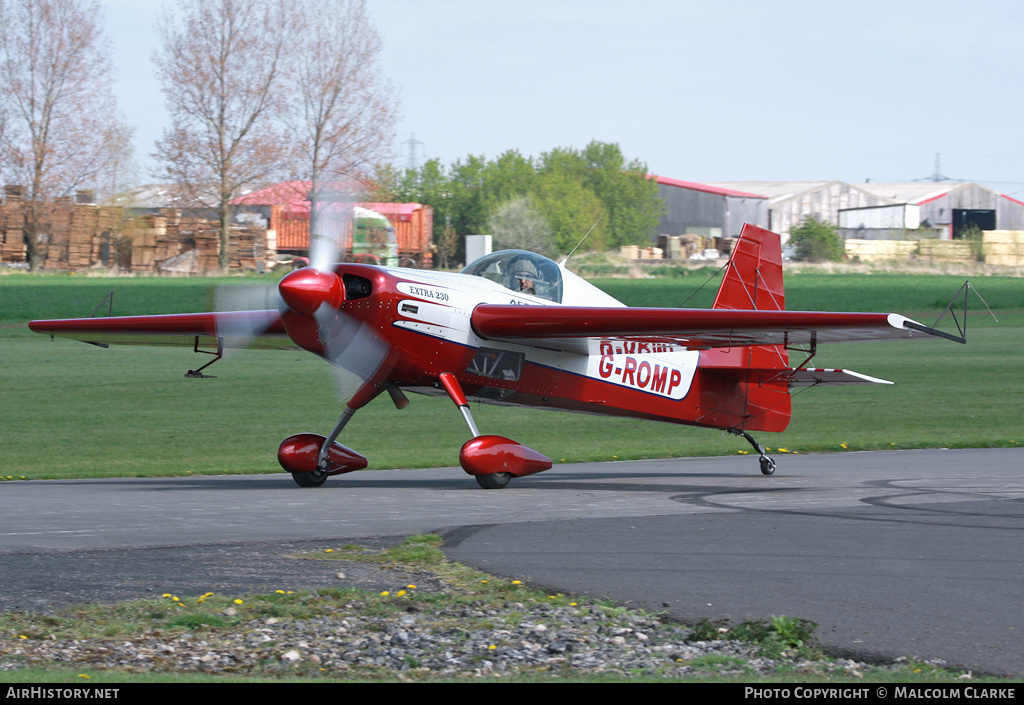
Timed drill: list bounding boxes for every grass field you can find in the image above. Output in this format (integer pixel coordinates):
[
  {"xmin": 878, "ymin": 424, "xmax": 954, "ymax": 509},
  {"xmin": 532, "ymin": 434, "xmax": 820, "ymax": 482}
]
[{"xmin": 1, "ymin": 269, "xmax": 1021, "ymax": 481}]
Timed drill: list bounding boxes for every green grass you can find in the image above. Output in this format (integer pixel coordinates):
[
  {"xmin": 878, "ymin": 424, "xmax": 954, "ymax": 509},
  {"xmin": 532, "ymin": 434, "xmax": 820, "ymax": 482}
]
[{"xmin": 1, "ymin": 271, "xmax": 1021, "ymax": 480}]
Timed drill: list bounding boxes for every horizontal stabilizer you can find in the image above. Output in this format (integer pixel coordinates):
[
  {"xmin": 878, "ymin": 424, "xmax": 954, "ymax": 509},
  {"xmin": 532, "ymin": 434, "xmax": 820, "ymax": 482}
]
[{"xmin": 705, "ymin": 366, "xmax": 893, "ymax": 388}]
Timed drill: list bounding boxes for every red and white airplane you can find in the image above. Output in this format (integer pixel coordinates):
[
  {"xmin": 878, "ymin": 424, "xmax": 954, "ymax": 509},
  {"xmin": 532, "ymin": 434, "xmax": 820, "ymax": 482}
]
[{"xmin": 30, "ymin": 224, "xmax": 964, "ymax": 489}]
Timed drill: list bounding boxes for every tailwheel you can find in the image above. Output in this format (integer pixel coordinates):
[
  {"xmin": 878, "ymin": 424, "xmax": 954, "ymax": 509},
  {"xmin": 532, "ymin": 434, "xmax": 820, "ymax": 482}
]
[
  {"xmin": 292, "ymin": 472, "xmax": 328, "ymax": 488},
  {"xmin": 475, "ymin": 472, "xmax": 512, "ymax": 490},
  {"xmin": 729, "ymin": 428, "xmax": 778, "ymax": 476}
]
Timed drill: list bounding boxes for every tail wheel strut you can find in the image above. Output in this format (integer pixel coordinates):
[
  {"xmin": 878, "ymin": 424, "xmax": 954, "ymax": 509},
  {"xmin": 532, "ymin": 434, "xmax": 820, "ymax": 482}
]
[{"xmin": 729, "ymin": 428, "xmax": 776, "ymax": 476}]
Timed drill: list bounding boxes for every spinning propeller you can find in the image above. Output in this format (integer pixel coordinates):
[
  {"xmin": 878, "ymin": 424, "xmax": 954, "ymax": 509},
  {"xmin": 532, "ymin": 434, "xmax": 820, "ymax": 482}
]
[
  {"xmin": 210, "ymin": 182, "xmax": 390, "ymax": 389},
  {"xmin": 267, "ymin": 185, "xmax": 399, "ymax": 482}
]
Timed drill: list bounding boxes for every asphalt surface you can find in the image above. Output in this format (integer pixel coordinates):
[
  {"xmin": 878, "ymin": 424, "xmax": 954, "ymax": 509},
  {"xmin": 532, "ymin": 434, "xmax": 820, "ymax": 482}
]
[{"xmin": 1, "ymin": 447, "xmax": 1022, "ymax": 676}]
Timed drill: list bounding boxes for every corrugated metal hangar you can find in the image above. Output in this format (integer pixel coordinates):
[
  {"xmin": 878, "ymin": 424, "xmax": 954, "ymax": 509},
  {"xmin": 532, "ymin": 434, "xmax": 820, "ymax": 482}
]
[
  {"xmin": 649, "ymin": 175, "xmax": 767, "ymax": 238},
  {"xmin": 652, "ymin": 177, "xmax": 1024, "ymax": 243}
]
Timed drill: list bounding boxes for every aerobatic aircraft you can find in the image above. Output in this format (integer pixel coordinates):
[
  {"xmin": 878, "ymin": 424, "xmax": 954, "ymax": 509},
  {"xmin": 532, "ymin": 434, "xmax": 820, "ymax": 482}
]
[{"xmin": 30, "ymin": 224, "xmax": 965, "ymax": 489}]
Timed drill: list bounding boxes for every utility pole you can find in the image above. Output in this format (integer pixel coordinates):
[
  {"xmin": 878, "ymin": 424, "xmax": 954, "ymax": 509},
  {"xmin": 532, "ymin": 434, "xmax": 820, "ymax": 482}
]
[
  {"xmin": 402, "ymin": 133, "xmax": 425, "ymax": 170},
  {"xmin": 922, "ymin": 153, "xmax": 953, "ymax": 182}
]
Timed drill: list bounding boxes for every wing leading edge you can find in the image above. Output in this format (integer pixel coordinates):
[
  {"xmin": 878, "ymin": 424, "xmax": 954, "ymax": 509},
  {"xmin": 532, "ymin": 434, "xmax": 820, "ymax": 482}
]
[{"xmin": 28, "ymin": 311, "xmax": 296, "ymax": 350}]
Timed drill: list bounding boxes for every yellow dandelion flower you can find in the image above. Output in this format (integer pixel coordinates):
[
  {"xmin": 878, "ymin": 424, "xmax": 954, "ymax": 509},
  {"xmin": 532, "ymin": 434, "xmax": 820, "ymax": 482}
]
[
  {"xmin": 234, "ymin": 599, "xmax": 243, "ymax": 605},
  {"xmin": 396, "ymin": 590, "xmax": 407, "ymax": 597},
  {"xmin": 511, "ymin": 580, "xmax": 522, "ymax": 585},
  {"xmin": 325, "ymin": 548, "xmax": 333, "ymax": 553},
  {"xmin": 488, "ymin": 645, "xmax": 497, "ymax": 650},
  {"xmin": 406, "ymin": 585, "xmax": 417, "ymax": 589},
  {"xmin": 78, "ymin": 674, "xmax": 90, "ymax": 680},
  {"xmin": 162, "ymin": 593, "xmax": 172, "ymax": 598},
  {"xmin": 380, "ymin": 591, "xmax": 390, "ymax": 596},
  {"xmin": 18, "ymin": 635, "xmax": 27, "ymax": 640},
  {"xmin": 275, "ymin": 590, "xmax": 285, "ymax": 594}
]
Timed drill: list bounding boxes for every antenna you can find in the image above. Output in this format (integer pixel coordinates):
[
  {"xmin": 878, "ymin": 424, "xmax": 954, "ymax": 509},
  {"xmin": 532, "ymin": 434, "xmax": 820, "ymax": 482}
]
[{"xmin": 559, "ymin": 217, "xmax": 603, "ymax": 266}]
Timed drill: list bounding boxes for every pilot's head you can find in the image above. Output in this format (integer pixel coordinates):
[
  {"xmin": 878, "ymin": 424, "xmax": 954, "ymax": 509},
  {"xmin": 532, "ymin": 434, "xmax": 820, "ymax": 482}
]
[{"xmin": 507, "ymin": 257, "xmax": 537, "ymax": 293}]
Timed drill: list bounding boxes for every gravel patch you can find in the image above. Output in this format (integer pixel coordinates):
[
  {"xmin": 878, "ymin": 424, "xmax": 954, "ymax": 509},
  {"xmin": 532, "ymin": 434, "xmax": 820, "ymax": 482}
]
[
  {"xmin": 2, "ymin": 597, "xmax": 883, "ymax": 680},
  {"xmin": 0, "ymin": 537, "xmax": 954, "ymax": 680}
]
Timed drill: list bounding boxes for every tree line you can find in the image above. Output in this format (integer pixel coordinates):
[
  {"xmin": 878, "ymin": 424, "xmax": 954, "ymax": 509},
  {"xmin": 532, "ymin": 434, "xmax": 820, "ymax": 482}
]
[
  {"xmin": 377, "ymin": 141, "xmax": 664, "ymax": 266},
  {"xmin": 0, "ymin": 0, "xmax": 396, "ymax": 271}
]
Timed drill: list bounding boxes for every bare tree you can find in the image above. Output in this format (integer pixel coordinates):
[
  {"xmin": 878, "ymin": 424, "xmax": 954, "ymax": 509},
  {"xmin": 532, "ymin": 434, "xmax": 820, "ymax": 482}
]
[
  {"xmin": 0, "ymin": 0, "xmax": 132, "ymax": 270},
  {"xmin": 291, "ymin": 0, "xmax": 399, "ymax": 238},
  {"xmin": 153, "ymin": 0, "xmax": 294, "ymax": 272}
]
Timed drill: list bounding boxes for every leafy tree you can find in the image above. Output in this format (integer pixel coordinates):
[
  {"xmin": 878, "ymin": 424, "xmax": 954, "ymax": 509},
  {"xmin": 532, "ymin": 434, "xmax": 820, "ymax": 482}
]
[
  {"xmin": 487, "ymin": 196, "xmax": 554, "ymax": 256},
  {"xmin": 538, "ymin": 141, "xmax": 661, "ymax": 248},
  {"xmin": 788, "ymin": 215, "xmax": 845, "ymax": 262},
  {"xmin": 480, "ymin": 150, "xmax": 535, "ymax": 213},
  {"xmin": 532, "ymin": 170, "xmax": 605, "ymax": 254}
]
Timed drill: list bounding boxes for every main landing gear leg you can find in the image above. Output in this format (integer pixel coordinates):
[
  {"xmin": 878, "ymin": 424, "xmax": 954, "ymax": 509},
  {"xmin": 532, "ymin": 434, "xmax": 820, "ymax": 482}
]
[
  {"xmin": 437, "ymin": 373, "xmax": 509, "ymax": 489},
  {"xmin": 303, "ymin": 382, "xmax": 385, "ymax": 487},
  {"xmin": 729, "ymin": 429, "xmax": 776, "ymax": 476}
]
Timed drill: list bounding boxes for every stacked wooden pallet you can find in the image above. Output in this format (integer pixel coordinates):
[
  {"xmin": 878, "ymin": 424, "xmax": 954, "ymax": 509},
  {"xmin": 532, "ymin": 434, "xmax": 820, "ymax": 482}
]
[
  {"xmin": 982, "ymin": 230, "xmax": 1024, "ymax": 266},
  {"xmin": 0, "ymin": 189, "xmax": 26, "ymax": 262},
  {"xmin": 917, "ymin": 239, "xmax": 975, "ymax": 264},
  {"xmin": 844, "ymin": 239, "xmax": 919, "ymax": 261}
]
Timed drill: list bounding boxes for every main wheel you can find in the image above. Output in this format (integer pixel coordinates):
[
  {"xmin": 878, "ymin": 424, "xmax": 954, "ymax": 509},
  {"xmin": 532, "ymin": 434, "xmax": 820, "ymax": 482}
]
[
  {"xmin": 759, "ymin": 456, "xmax": 776, "ymax": 476},
  {"xmin": 475, "ymin": 472, "xmax": 511, "ymax": 489},
  {"xmin": 292, "ymin": 472, "xmax": 328, "ymax": 488}
]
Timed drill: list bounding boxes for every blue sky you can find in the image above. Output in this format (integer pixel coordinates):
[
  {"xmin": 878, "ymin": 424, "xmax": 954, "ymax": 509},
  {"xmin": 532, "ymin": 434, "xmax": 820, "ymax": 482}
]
[{"xmin": 105, "ymin": 0, "xmax": 1024, "ymax": 196}]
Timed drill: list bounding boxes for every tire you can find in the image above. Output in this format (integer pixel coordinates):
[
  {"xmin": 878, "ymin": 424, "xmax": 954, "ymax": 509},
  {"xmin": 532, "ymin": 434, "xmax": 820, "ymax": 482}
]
[
  {"xmin": 759, "ymin": 456, "xmax": 776, "ymax": 476},
  {"xmin": 292, "ymin": 472, "xmax": 328, "ymax": 488},
  {"xmin": 475, "ymin": 472, "xmax": 511, "ymax": 489}
]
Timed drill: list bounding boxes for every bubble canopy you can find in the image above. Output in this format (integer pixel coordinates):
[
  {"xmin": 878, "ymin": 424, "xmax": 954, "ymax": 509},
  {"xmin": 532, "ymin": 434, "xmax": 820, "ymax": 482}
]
[{"xmin": 461, "ymin": 250, "xmax": 563, "ymax": 303}]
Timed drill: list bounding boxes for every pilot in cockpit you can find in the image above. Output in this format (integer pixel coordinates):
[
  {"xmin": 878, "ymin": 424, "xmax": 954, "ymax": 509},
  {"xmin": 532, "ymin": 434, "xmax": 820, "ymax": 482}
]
[{"xmin": 505, "ymin": 255, "xmax": 538, "ymax": 295}]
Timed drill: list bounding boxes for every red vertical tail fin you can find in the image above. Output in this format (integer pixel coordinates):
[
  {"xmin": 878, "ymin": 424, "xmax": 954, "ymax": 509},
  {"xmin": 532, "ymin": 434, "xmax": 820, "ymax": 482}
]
[
  {"xmin": 713, "ymin": 224, "xmax": 785, "ymax": 312},
  {"xmin": 700, "ymin": 224, "xmax": 791, "ymax": 432}
]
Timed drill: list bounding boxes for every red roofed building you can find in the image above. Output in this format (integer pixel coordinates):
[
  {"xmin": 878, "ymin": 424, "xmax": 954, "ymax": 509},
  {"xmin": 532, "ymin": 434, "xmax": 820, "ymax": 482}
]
[{"xmin": 648, "ymin": 174, "xmax": 768, "ymax": 240}]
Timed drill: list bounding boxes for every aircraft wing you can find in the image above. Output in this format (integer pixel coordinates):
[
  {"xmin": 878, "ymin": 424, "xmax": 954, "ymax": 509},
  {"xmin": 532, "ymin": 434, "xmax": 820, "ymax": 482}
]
[
  {"xmin": 28, "ymin": 311, "xmax": 297, "ymax": 350},
  {"xmin": 471, "ymin": 305, "xmax": 965, "ymax": 351}
]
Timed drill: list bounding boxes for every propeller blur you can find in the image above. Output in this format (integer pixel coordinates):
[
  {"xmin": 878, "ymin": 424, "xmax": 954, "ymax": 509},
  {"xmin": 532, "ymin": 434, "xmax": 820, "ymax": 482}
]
[{"xmin": 29, "ymin": 225, "xmax": 965, "ymax": 489}]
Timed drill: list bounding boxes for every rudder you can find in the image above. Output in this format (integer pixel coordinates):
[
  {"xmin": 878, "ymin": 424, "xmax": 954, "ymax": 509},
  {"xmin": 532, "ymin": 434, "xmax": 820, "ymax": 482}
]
[
  {"xmin": 713, "ymin": 224, "xmax": 785, "ymax": 312},
  {"xmin": 703, "ymin": 224, "xmax": 791, "ymax": 432}
]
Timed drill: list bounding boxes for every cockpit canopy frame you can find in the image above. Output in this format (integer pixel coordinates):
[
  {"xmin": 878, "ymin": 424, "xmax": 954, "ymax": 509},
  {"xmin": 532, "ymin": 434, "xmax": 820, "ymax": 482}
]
[{"xmin": 461, "ymin": 250, "xmax": 563, "ymax": 303}]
